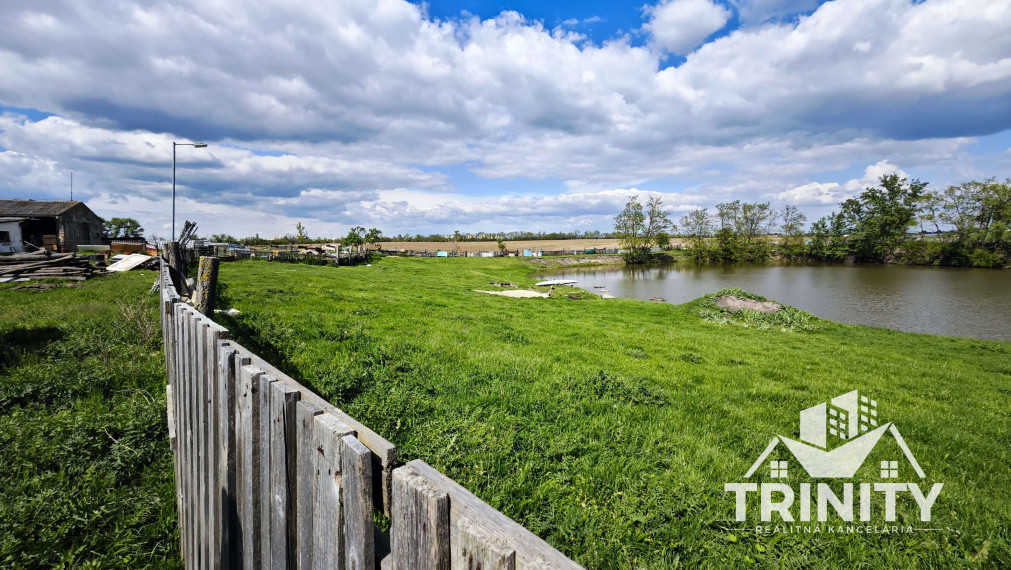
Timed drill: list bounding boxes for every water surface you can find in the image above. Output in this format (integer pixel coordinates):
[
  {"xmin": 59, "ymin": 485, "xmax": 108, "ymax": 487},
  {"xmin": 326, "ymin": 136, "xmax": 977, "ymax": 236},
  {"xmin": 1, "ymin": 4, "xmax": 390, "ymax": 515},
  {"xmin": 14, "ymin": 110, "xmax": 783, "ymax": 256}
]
[{"xmin": 548, "ymin": 263, "xmax": 1011, "ymax": 341}]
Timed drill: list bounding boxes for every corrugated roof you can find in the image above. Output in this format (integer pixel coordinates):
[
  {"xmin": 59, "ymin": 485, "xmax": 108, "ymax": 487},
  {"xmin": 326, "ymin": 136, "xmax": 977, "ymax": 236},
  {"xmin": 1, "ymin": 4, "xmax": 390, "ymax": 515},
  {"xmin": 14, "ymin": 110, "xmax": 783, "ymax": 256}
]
[{"xmin": 0, "ymin": 200, "xmax": 84, "ymax": 217}]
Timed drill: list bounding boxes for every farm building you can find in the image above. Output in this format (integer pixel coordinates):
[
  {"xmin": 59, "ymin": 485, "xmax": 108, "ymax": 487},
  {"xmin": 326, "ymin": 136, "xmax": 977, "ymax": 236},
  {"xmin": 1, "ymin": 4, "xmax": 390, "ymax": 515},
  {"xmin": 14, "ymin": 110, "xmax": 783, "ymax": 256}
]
[
  {"xmin": 0, "ymin": 200, "xmax": 104, "ymax": 252},
  {"xmin": 0, "ymin": 217, "xmax": 26, "ymax": 254}
]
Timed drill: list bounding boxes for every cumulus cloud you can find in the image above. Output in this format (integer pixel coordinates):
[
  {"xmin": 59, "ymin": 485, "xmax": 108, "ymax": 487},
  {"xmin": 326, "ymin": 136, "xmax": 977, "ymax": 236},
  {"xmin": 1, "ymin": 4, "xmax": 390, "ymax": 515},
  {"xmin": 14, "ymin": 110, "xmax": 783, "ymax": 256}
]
[
  {"xmin": 769, "ymin": 160, "xmax": 910, "ymax": 205},
  {"xmin": 643, "ymin": 0, "xmax": 731, "ymax": 54}
]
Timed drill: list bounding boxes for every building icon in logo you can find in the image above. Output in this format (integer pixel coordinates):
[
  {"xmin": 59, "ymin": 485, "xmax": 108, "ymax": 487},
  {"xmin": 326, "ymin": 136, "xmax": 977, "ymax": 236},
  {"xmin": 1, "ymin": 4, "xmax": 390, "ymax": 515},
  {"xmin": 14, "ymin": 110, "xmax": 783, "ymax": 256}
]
[{"xmin": 744, "ymin": 390, "xmax": 925, "ymax": 479}]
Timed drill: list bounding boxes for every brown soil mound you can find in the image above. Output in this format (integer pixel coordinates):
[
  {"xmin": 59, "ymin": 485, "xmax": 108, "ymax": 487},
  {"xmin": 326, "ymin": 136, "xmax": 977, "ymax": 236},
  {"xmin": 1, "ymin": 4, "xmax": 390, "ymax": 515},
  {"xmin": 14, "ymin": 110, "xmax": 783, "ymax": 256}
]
[{"xmin": 714, "ymin": 295, "xmax": 782, "ymax": 314}]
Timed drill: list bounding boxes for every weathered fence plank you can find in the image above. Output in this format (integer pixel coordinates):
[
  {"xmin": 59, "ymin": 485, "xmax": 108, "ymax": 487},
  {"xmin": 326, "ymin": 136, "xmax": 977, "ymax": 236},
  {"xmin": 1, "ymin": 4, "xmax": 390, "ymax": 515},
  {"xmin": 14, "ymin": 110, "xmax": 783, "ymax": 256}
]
[
  {"xmin": 197, "ymin": 320, "xmax": 212, "ymax": 569},
  {"xmin": 258, "ymin": 374, "xmax": 278, "ymax": 566},
  {"xmin": 312, "ymin": 414, "xmax": 356, "ymax": 569},
  {"xmin": 237, "ymin": 364, "xmax": 264, "ymax": 570},
  {"xmin": 406, "ymin": 460, "xmax": 584, "ymax": 570},
  {"xmin": 171, "ymin": 303, "xmax": 185, "ymax": 562},
  {"xmin": 228, "ymin": 345, "xmax": 397, "ymax": 517},
  {"xmin": 184, "ymin": 310, "xmax": 198, "ymax": 568},
  {"xmin": 269, "ymin": 382, "xmax": 300, "ymax": 569},
  {"xmin": 391, "ymin": 465, "xmax": 450, "ymax": 570},
  {"xmin": 217, "ymin": 342, "xmax": 239, "ymax": 569},
  {"xmin": 343, "ymin": 435, "xmax": 376, "ymax": 570},
  {"xmin": 295, "ymin": 401, "xmax": 323, "ymax": 569},
  {"xmin": 454, "ymin": 518, "xmax": 516, "ymax": 570}
]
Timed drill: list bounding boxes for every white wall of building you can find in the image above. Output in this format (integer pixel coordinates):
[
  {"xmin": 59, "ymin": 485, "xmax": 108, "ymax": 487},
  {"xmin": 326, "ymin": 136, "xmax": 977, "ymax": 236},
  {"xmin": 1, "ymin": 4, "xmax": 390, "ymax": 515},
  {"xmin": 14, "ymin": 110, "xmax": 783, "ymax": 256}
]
[{"xmin": 0, "ymin": 221, "xmax": 24, "ymax": 253}]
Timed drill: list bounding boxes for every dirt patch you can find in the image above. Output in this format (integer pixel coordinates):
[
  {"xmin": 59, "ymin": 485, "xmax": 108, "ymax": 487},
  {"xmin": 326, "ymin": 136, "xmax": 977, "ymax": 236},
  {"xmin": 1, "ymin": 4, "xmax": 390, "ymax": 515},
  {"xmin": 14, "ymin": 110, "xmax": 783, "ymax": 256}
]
[
  {"xmin": 714, "ymin": 295, "xmax": 782, "ymax": 314},
  {"xmin": 474, "ymin": 290, "xmax": 549, "ymax": 298}
]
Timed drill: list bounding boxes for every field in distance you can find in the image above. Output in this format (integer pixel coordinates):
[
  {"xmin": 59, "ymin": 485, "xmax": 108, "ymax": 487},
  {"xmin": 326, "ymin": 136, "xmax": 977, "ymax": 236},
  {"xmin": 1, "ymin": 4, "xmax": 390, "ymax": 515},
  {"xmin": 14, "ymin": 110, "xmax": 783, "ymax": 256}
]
[{"xmin": 379, "ymin": 238, "xmax": 684, "ymax": 253}]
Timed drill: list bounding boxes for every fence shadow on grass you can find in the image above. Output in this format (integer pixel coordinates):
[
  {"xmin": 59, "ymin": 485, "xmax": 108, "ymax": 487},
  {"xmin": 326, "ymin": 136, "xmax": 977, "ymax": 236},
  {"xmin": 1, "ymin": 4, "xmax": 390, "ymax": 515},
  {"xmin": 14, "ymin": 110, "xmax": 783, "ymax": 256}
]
[{"xmin": 0, "ymin": 326, "xmax": 64, "ymax": 371}]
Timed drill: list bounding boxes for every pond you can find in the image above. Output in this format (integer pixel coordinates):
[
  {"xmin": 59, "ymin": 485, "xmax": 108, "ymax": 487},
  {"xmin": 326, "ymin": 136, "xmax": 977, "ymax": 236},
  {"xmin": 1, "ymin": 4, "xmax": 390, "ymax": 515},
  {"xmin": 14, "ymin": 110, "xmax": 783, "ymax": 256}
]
[{"xmin": 546, "ymin": 262, "xmax": 1011, "ymax": 341}]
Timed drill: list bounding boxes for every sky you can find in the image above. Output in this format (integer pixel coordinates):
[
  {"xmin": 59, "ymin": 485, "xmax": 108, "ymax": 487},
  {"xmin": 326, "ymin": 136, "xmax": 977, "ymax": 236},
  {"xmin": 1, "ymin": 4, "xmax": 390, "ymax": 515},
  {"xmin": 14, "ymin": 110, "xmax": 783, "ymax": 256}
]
[{"xmin": 1, "ymin": 0, "xmax": 1010, "ymax": 240}]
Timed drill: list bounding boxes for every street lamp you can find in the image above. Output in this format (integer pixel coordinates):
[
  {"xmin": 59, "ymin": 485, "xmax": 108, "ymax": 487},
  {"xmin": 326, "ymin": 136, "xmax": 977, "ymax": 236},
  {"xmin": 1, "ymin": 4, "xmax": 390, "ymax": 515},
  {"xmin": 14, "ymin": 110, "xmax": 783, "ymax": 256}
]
[{"xmin": 172, "ymin": 142, "xmax": 208, "ymax": 241}]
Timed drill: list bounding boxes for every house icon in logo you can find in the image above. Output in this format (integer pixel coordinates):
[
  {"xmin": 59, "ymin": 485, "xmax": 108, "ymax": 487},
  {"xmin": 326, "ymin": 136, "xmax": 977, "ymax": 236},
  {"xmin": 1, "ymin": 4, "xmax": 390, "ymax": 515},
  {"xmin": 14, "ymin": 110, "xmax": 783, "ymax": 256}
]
[{"xmin": 744, "ymin": 390, "xmax": 925, "ymax": 479}]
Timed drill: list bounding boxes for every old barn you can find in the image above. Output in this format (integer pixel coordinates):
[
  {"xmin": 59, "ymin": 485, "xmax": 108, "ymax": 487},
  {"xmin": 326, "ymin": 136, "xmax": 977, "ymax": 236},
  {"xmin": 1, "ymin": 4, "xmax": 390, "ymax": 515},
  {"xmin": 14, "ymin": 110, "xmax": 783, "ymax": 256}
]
[{"xmin": 0, "ymin": 200, "xmax": 104, "ymax": 253}]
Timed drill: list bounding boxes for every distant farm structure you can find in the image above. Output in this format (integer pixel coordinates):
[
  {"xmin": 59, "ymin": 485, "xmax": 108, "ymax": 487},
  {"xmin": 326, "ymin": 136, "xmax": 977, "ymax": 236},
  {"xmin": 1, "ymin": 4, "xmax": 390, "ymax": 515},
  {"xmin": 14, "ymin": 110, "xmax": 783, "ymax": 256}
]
[{"xmin": 0, "ymin": 199, "xmax": 104, "ymax": 253}]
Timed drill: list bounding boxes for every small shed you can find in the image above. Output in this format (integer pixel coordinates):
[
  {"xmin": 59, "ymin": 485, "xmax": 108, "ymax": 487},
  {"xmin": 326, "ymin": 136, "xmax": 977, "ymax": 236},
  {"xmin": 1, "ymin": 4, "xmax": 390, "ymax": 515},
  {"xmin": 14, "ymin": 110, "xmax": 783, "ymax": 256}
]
[
  {"xmin": 0, "ymin": 217, "xmax": 27, "ymax": 254},
  {"xmin": 0, "ymin": 200, "xmax": 104, "ymax": 252}
]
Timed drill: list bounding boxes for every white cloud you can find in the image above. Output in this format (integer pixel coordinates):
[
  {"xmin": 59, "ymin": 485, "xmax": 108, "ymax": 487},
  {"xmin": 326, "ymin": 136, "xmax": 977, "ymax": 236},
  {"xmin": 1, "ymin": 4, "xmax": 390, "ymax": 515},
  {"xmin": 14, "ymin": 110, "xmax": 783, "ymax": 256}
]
[
  {"xmin": 0, "ymin": 0, "xmax": 1007, "ymax": 236},
  {"xmin": 644, "ymin": 0, "xmax": 731, "ymax": 54},
  {"xmin": 769, "ymin": 160, "xmax": 910, "ymax": 205}
]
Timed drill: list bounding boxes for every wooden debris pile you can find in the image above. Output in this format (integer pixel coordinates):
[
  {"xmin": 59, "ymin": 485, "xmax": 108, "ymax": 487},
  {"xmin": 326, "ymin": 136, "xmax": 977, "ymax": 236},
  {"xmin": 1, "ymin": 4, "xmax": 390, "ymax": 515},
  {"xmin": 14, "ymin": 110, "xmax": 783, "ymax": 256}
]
[{"xmin": 0, "ymin": 251, "xmax": 97, "ymax": 282}]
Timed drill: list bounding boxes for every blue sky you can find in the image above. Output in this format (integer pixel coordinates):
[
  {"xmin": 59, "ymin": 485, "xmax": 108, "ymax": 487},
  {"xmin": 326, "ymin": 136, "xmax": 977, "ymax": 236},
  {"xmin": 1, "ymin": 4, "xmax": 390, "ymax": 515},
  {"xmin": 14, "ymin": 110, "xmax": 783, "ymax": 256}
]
[{"xmin": 0, "ymin": 0, "xmax": 1009, "ymax": 239}]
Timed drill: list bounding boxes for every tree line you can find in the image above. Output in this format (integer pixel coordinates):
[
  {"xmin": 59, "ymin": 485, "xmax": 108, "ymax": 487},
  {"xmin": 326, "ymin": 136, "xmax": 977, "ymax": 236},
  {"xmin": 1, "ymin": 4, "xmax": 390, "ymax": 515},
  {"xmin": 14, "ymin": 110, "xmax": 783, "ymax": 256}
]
[{"xmin": 615, "ymin": 174, "xmax": 1010, "ymax": 268}]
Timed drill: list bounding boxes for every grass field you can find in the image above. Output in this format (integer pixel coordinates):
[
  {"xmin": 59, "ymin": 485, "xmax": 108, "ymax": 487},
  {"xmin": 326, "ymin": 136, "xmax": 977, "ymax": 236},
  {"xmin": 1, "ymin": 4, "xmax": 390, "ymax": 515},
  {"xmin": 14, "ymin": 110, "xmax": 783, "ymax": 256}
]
[
  {"xmin": 0, "ymin": 273, "xmax": 180, "ymax": 568},
  {"xmin": 213, "ymin": 256, "xmax": 1010, "ymax": 568}
]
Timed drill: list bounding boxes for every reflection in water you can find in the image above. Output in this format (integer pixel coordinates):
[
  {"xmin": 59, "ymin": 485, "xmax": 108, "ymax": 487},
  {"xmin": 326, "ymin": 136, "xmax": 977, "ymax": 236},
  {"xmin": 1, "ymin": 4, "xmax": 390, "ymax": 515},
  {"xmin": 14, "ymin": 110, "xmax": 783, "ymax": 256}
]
[{"xmin": 548, "ymin": 262, "xmax": 1011, "ymax": 341}]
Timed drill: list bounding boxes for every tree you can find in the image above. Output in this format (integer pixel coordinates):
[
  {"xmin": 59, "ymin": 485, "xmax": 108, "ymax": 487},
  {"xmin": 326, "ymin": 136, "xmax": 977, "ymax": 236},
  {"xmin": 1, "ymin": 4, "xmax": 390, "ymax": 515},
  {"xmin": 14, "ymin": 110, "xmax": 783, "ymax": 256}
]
[
  {"xmin": 707, "ymin": 201, "xmax": 777, "ymax": 262},
  {"xmin": 654, "ymin": 231, "xmax": 671, "ymax": 250},
  {"xmin": 646, "ymin": 196, "xmax": 675, "ymax": 242},
  {"xmin": 779, "ymin": 205, "xmax": 807, "ymax": 259},
  {"xmin": 735, "ymin": 202, "xmax": 777, "ymax": 244},
  {"xmin": 209, "ymin": 233, "xmax": 239, "ymax": 243},
  {"xmin": 614, "ymin": 195, "xmax": 673, "ymax": 263},
  {"xmin": 496, "ymin": 238, "xmax": 507, "ymax": 255},
  {"xmin": 365, "ymin": 228, "xmax": 384, "ymax": 252},
  {"xmin": 296, "ymin": 222, "xmax": 309, "ymax": 242},
  {"xmin": 933, "ymin": 178, "xmax": 1011, "ymax": 266},
  {"xmin": 808, "ymin": 211, "xmax": 851, "ymax": 262},
  {"xmin": 342, "ymin": 226, "xmax": 365, "ymax": 254},
  {"xmin": 103, "ymin": 217, "xmax": 144, "ymax": 239},
  {"xmin": 679, "ymin": 209, "xmax": 713, "ymax": 262},
  {"xmin": 842, "ymin": 174, "xmax": 927, "ymax": 262}
]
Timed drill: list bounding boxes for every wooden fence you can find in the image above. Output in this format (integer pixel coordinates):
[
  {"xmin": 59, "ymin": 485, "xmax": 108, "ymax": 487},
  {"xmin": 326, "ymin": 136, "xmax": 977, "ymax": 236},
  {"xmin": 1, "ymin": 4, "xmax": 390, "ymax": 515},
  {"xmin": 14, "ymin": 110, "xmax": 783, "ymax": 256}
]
[{"xmin": 159, "ymin": 261, "xmax": 582, "ymax": 569}]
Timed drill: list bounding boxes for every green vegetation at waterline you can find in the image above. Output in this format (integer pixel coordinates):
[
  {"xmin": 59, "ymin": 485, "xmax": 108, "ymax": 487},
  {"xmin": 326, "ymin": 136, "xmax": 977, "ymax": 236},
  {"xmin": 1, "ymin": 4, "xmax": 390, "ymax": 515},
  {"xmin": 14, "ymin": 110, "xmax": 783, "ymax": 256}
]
[
  {"xmin": 0, "ymin": 274, "xmax": 179, "ymax": 568},
  {"xmin": 216, "ymin": 257, "xmax": 1010, "ymax": 568}
]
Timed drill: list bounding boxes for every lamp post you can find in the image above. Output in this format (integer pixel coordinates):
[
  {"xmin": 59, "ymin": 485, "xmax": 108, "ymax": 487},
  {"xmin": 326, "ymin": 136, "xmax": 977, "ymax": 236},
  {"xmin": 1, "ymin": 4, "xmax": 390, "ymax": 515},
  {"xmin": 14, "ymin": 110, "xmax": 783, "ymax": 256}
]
[{"xmin": 172, "ymin": 142, "xmax": 208, "ymax": 241}]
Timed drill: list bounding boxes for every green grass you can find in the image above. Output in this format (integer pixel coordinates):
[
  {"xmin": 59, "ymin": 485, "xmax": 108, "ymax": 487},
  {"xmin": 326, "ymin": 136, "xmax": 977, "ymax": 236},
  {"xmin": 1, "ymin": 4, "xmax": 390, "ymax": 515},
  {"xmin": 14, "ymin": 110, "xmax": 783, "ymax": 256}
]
[
  {"xmin": 214, "ymin": 256, "xmax": 1010, "ymax": 568},
  {"xmin": 0, "ymin": 274, "xmax": 180, "ymax": 568}
]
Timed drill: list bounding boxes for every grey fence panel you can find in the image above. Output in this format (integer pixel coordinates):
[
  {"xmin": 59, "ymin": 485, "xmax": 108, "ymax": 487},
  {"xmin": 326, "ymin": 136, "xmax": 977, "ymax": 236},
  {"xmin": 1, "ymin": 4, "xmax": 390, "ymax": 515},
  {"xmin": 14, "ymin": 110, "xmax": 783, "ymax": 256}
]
[{"xmin": 158, "ymin": 264, "xmax": 582, "ymax": 570}]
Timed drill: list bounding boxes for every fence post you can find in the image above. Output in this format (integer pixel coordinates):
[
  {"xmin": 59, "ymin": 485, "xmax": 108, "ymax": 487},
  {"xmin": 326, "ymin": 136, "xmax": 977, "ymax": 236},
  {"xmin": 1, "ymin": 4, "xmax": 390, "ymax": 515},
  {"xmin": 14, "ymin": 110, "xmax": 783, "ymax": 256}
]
[{"xmin": 195, "ymin": 256, "xmax": 220, "ymax": 316}]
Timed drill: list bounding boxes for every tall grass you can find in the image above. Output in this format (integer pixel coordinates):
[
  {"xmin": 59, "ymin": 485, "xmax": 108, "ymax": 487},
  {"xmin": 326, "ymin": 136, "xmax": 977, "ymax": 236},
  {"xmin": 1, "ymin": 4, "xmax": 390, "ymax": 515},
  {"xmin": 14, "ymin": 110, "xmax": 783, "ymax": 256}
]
[{"xmin": 0, "ymin": 275, "xmax": 180, "ymax": 568}]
